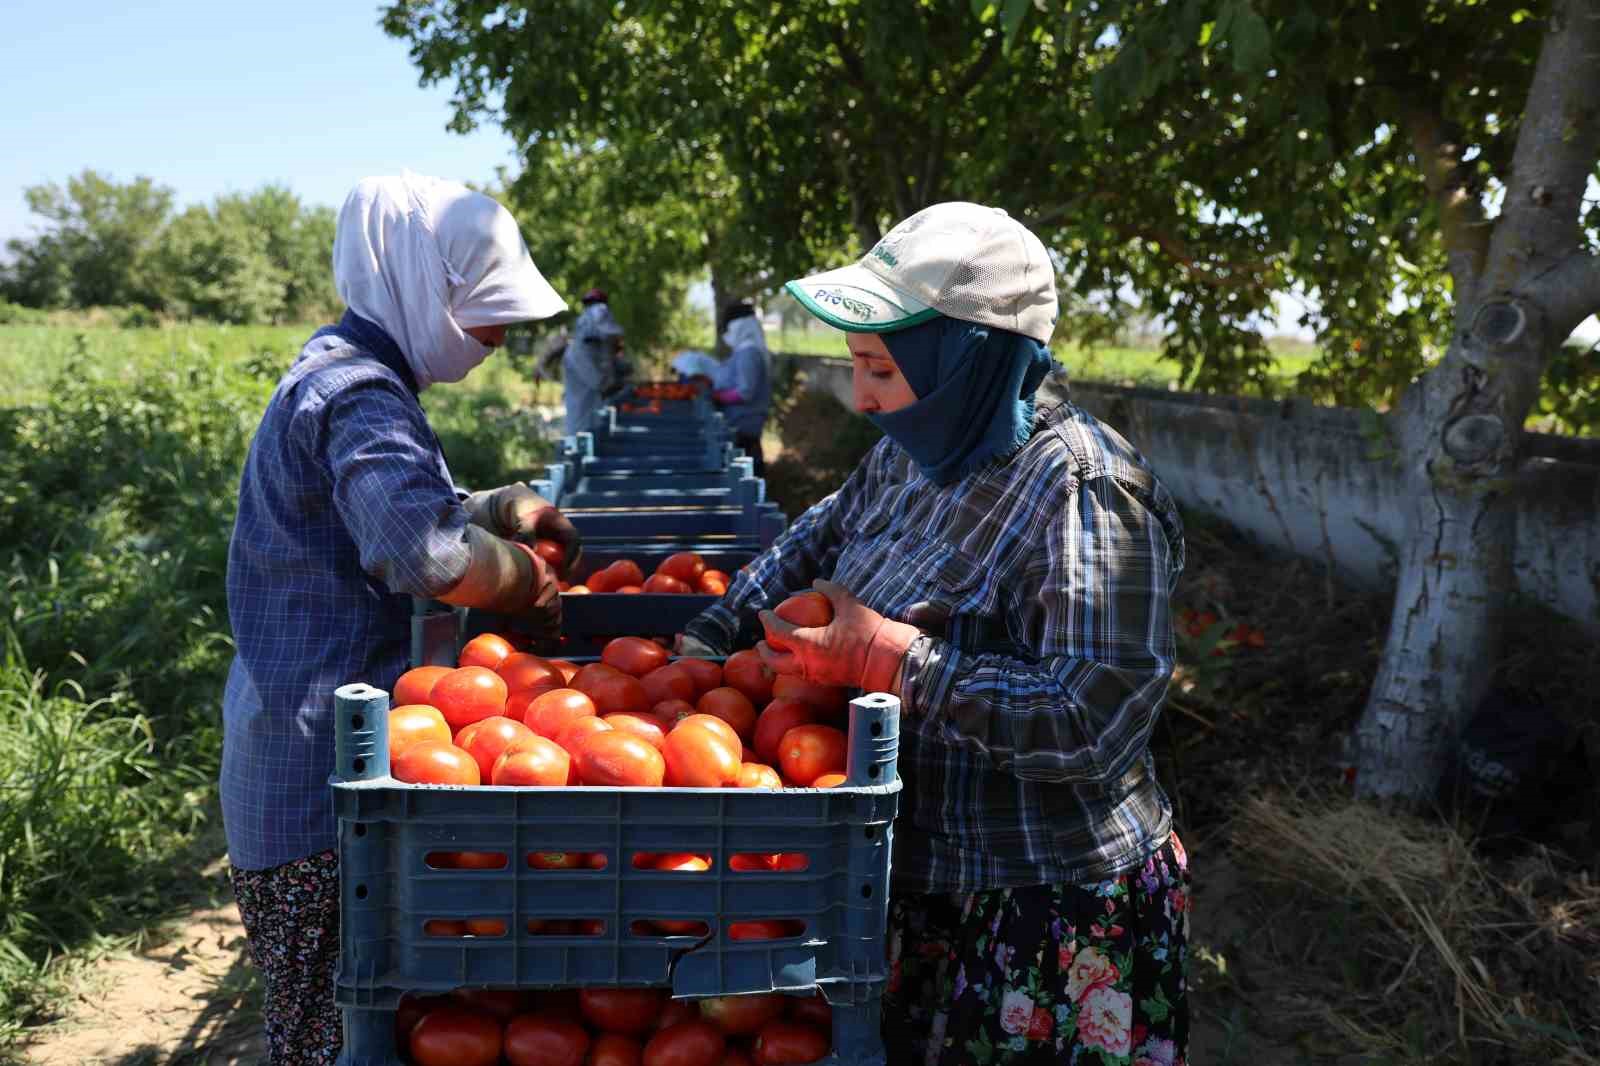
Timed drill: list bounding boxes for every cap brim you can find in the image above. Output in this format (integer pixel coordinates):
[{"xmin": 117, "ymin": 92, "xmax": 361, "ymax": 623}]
[{"xmin": 784, "ymin": 264, "xmax": 940, "ymax": 333}]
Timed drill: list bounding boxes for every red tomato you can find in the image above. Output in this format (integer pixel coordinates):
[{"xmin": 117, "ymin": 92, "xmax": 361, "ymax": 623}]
[
  {"xmin": 607, "ymin": 559, "xmax": 646, "ymax": 587},
  {"xmin": 568, "ymin": 584, "xmax": 592, "ymax": 595},
  {"xmin": 525, "ymin": 687, "xmax": 598, "ymax": 738},
  {"xmin": 433, "ymin": 850, "xmax": 507, "ymax": 869},
  {"xmin": 655, "ymin": 999, "xmax": 699, "ymax": 1031},
  {"xmin": 458, "ymin": 632, "xmax": 515, "ymax": 671},
  {"xmin": 774, "ymin": 592, "xmax": 833, "ymax": 632},
  {"xmin": 751, "ymin": 1021, "xmax": 829, "ymax": 1064},
  {"xmin": 409, "ymin": 1007, "xmax": 503, "ymax": 1066},
  {"xmin": 675, "ymin": 713, "xmax": 740, "ymax": 750},
  {"xmin": 737, "ymin": 763, "xmax": 783, "ymax": 789},
  {"xmin": 603, "ymin": 636, "xmax": 673, "ymax": 677},
  {"xmin": 464, "ymin": 917, "xmax": 508, "ymax": 936},
  {"xmin": 577, "ymin": 731, "xmax": 667, "ymax": 786},
  {"xmin": 721, "ymin": 650, "xmax": 775, "ymax": 708},
  {"xmin": 429, "ymin": 667, "xmax": 509, "ymax": 731},
  {"xmin": 652, "ymin": 699, "xmax": 697, "ymax": 726},
  {"xmin": 504, "ymin": 1014, "xmax": 591, "ymax": 1066},
  {"xmin": 675, "ymin": 658, "xmax": 724, "ymax": 697},
  {"xmin": 662, "ymin": 720, "xmax": 742, "ymax": 787},
  {"xmin": 721, "ymin": 1048, "xmax": 755, "ymax": 1066},
  {"xmin": 578, "ymin": 988, "xmax": 668, "ymax": 1035},
  {"xmin": 787, "ymin": 992, "xmax": 830, "ymax": 1030},
  {"xmin": 770, "ymin": 677, "xmax": 845, "ymax": 716},
  {"xmin": 728, "ymin": 853, "xmax": 773, "ymax": 872},
  {"xmin": 698, "ymin": 575, "xmax": 729, "ymax": 596},
  {"xmin": 643, "ymin": 1020, "xmax": 726, "ymax": 1066},
  {"xmin": 641, "ymin": 663, "xmax": 696, "ymax": 706},
  {"xmin": 751, "ymin": 700, "xmax": 819, "ymax": 764},
  {"xmin": 618, "ymin": 585, "xmax": 644, "ymax": 594},
  {"xmin": 549, "ymin": 659, "xmax": 581, "ymax": 683},
  {"xmin": 395, "ymin": 992, "xmax": 451, "ymax": 1044},
  {"xmin": 498, "ymin": 652, "xmax": 565, "ymax": 694},
  {"xmin": 506, "ymin": 683, "xmax": 561, "ymax": 723},
  {"xmin": 771, "ymin": 853, "xmax": 809, "ymax": 872},
  {"xmin": 695, "ymin": 687, "xmax": 758, "ymax": 741},
  {"xmin": 728, "ymin": 920, "xmax": 803, "ymax": 941},
  {"xmin": 777, "ymin": 725, "xmax": 846, "ymax": 786},
  {"xmin": 588, "ymin": 673, "xmax": 653, "ymax": 716},
  {"xmin": 604, "ymin": 712, "xmax": 668, "ymax": 750},
  {"xmin": 393, "ymin": 741, "xmax": 480, "ymax": 785},
  {"xmin": 586, "ymin": 566, "xmax": 619, "ymax": 593},
  {"xmin": 811, "ymin": 772, "xmax": 847, "ymax": 788},
  {"xmin": 423, "ymin": 919, "xmax": 467, "ymax": 936},
  {"xmin": 534, "ymin": 537, "xmax": 567, "ymax": 569},
  {"xmin": 699, "ymin": 994, "xmax": 786, "ymax": 1036},
  {"xmin": 642, "ymin": 573, "xmax": 694, "ymax": 594},
  {"xmin": 459, "ymin": 715, "xmax": 536, "ymax": 782},
  {"xmin": 555, "ymin": 716, "xmax": 614, "ymax": 762},
  {"xmin": 655, "ymin": 852, "xmax": 711, "ymax": 871},
  {"xmin": 657, "ymin": 552, "xmax": 706, "ymax": 583},
  {"xmin": 528, "ymin": 850, "xmax": 586, "ymax": 869},
  {"xmin": 388, "ymin": 704, "xmax": 452, "ymax": 757},
  {"xmin": 393, "ymin": 665, "xmax": 451, "ymax": 707},
  {"xmin": 588, "ymin": 1032, "xmax": 645, "ymax": 1066},
  {"xmin": 490, "ymin": 736, "xmax": 570, "ymax": 786},
  {"xmin": 573, "ymin": 661, "xmax": 627, "ymax": 694}
]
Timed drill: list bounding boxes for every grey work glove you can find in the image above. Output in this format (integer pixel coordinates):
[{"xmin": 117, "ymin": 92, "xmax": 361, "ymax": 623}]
[
  {"xmin": 436, "ymin": 526, "xmax": 561, "ymax": 638},
  {"xmin": 462, "ymin": 484, "xmax": 583, "ymax": 580}
]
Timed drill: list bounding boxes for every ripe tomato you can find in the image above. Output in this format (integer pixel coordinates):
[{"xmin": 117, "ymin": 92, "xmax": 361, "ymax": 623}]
[
  {"xmin": 607, "ymin": 559, "xmax": 646, "ymax": 587},
  {"xmin": 393, "ymin": 741, "xmax": 480, "ymax": 785},
  {"xmin": 774, "ymin": 592, "xmax": 834, "ymax": 631},
  {"xmin": 458, "ymin": 632, "xmax": 515, "ymax": 671},
  {"xmin": 578, "ymin": 988, "xmax": 668, "ymax": 1034},
  {"xmin": 393, "ymin": 665, "xmax": 451, "ymax": 707},
  {"xmin": 395, "ymin": 992, "xmax": 451, "ymax": 1043},
  {"xmin": 506, "ymin": 682, "xmax": 563, "ymax": 722},
  {"xmin": 652, "ymin": 699, "xmax": 697, "ymax": 726},
  {"xmin": 573, "ymin": 662, "xmax": 626, "ymax": 694},
  {"xmin": 655, "ymin": 852, "xmax": 711, "ymax": 872},
  {"xmin": 699, "ymin": 569, "xmax": 731, "ymax": 588},
  {"xmin": 698, "ymin": 574, "xmax": 729, "ymax": 596},
  {"xmin": 577, "ymin": 730, "xmax": 667, "ymax": 786},
  {"xmin": 675, "ymin": 713, "xmax": 740, "ymax": 750},
  {"xmin": 751, "ymin": 1021, "xmax": 829, "ymax": 1064},
  {"xmin": 617, "ymin": 585, "xmax": 643, "ymax": 594},
  {"xmin": 751, "ymin": 700, "xmax": 819, "ymax": 764},
  {"xmin": 728, "ymin": 920, "xmax": 803, "ymax": 941},
  {"xmin": 432, "ymin": 850, "xmax": 507, "ymax": 869},
  {"xmin": 409, "ymin": 1007, "xmax": 503, "ymax": 1066},
  {"xmin": 643, "ymin": 1020, "xmax": 726, "ymax": 1066},
  {"xmin": 654, "ymin": 999, "xmax": 699, "ymax": 1031},
  {"xmin": 721, "ymin": 650, "xmax": 774, "ymax": 708},
  {"xmin": 642, "ymin": 573, "xmax": 693, "ymax": 594},
  {"xmin": 641, "ymin": 663, "xmax": 696, "ymax": 706},
  {"xmin": 695, "ymin": 687, "xmax": 758, "ymax": 741},
  {"xmin": 675, "ymin": 658, "xmax": 724, "ymax": 697},
  {"xmin": 811, "ymin": 772, "xmax": 847, "ymax": 788},
  {"xmin": 504, "ymin": 1014, "xmax": 590, "ymax": 1066},
  {"xmin": 771, "ymin": 853, "xmax": 809, "ymax": 872},
  {"xmin": 459, "ymin": 715, "xmax": 536, "ymax": 782},
  {"xmin": 490, "ymin": 736, "xmax": 570, "ymax": 786},
  {"xmin": 534, "ymin": 537, "xmax": 567, "ymax": 569},
  {"xmin": 662, "ymin": 720, "xmax": 742, "ymax": 787},
  {"xmin": 787, "ymin": 992, "xmax": 830, "ymax": 1030},
  {"xmin": 699, "ymin": 993, "xmax": 786, "ymax": 1036},
  {"xmin": 657, "ymin": 552, "xmax": 706, "ymax": 583},
  {"xmin": 388, "ymin": 704, "xmax": 452, "ymax": 757},
  {"xmin": 423, "ymin": 919, "xmax": 467, "ymax": 936},
  {"xmin": 770, "ymin": 677, "xmax": 846, "ymax": 716},
  {"xmin": 737, "ymin": 763, "xmax": 783, "ymax": 790},
  {"xmin": 588, "ymin": 1032, "xmax": 646, "ymax": 1066},
  {"xmin": 721, "ymin": 1048, "xmax": 755, "ymax": 1066},
  {"xmin": 567, "ymin": 584, "xmax": 592, "ymax": 595},
  {"xmin": 464, "ymin": 917, "xmax": 507, "ymax": 936},
  {"xmin": 604, "ymin": 712, "xmax": 668, "ymax": 750},
  {"xmin": 778, "ymin": 725, "xmax": 846, "ymax": 786},
  {"xmin": 525, "ymin": 687, "xmax": 599, "ymax": 738},
  {"xmin": 498, "ymin": 652, "xmax": 565, "ymax": 694},
  {"xmin": 587, "ymin": 672, "xmax": 653, "ymax": 716},
  {"xmin": 555, "ymin": 716, "xmax": 614, "ymax": 761},
  {"xmin": 549, "ymin": 659, "xmax": 581, "ymax": 683},
  {"xmin": 603, "ymin": 636, "xmax": 672, "ymax": 678},
  {"xmin": 429, "ymin": 667, "xmax": 509, "ymax": 731}
]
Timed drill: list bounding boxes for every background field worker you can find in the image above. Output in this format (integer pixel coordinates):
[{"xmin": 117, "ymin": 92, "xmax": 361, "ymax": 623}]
[
  {"xmin": 220, "ymin": 171, "xmax": 583, "ymax": 1066},
  {"xmin": 563, "ymin": 286, "xmax": 625, "ymax": 435},
  {"xmin": 680, "ymin": 202, "xmax": 1191, "ymax": 1065},
  {"xmin": 709, "ymin": 300, "xmax": 773, "ymax": 476}
]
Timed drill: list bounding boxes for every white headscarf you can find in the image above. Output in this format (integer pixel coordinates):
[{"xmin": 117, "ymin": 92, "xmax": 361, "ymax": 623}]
[
  {"xmin": 722, "ymin": 314, "xmax": 767, "ymax": 354},
  {"xmin": 672, "ymin": 349, "xmax": 720, "ymax": 378},
  {"xmin": 333, "ymin": 171, "xmax": 565, "ymax": 388}
]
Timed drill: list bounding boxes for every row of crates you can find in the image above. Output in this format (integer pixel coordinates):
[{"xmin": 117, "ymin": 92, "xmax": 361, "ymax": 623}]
[{"xmin": 334, "ymin": 384, "xmax": 898, "ymax": 1064}]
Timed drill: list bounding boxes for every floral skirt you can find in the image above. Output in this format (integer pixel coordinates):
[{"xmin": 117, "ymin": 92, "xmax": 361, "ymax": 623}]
[
  {"xmin": 229, "ymin": 849, "xmax": 342, "ymax": 1065},
  {"xmin": 884, "ymin": 835, "xmax": 1190, "ymax": 1066}
]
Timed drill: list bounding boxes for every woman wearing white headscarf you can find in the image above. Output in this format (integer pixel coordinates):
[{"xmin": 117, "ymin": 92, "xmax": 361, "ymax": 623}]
[
  {"xmin": 221, "ymin": 172, "xmax": 579, "ymax": 1065},
  {"xmin": 563, "ymin": 286, "xmax": 626, "ymax": 435},
  {"xmin": 711, "ymin": 301, "xmax": 773, "ymax": 474}
]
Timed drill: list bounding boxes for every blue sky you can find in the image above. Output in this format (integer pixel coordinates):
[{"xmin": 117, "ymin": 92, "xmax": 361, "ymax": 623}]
[{"xmin": 0, "ymin": 1, "xmax": 519, "ymax": 245}]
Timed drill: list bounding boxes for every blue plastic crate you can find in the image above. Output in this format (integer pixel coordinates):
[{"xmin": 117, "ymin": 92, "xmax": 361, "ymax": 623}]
[
  {"xmin": 565, "ymin": 503, "xmax": 785, "ymax": 542},
  {"xmin": 331, "ymin": 684, "xmax": 899, "ymax": 1065},
  {"xmin": 410, "ymin": 595, "xmax": 720, "ymax": 665}
]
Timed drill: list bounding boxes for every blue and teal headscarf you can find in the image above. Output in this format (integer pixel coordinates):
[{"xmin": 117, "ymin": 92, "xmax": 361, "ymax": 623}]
[{"xmin": 870, "ymin": 316, "xmax": 1057, "ymax": 485}]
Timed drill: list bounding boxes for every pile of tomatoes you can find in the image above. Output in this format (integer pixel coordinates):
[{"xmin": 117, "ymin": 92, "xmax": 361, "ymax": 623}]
[
  {"xmin": 633, "ymin": 383, "xmax": 702, "ymax": 402},
  {"xmin": 386, "ymin": 591, "xmax": 849, "ymax": 791},
  {"xmin": 401, "ymin": 986, "xmax": 833, "ymax": 1066},
  {"xmin": 558, "ymin": 550, "xmax": 731, "ymax": 597}
]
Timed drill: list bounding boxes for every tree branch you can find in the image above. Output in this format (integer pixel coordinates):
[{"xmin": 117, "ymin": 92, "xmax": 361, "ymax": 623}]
[
  {"xmin": 1540, "ymin": 250, "xmax": 1600, "ymax": 340},
  {"xmin": 1401, "ymin": 102, "xmax": 1491, "ymax": 312}
]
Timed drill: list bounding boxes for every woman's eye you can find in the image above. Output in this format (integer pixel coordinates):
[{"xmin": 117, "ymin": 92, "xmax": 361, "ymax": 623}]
[{"xmin": 870, "ymin": 369, "xmax": 894, "ymax": 381}]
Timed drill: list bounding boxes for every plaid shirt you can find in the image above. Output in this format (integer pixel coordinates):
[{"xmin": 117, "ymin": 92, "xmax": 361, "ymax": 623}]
[
  {"xmin": 685, "ymin": 373, "xmax": 1185, "ymax": 894},
  {"xmin": 221, "ymin": 313, "xmax": 471, "ymax": 871}
]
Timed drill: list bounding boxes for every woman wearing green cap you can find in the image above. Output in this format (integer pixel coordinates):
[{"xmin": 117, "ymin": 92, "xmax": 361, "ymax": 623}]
[{"xmin": 681, "ymin": 202, "xmax": 1190, "ymax": 1064}]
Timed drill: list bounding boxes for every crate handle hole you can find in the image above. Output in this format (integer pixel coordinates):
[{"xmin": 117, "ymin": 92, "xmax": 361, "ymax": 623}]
[
  {"xmin": 727, "ymin": 919, "xmax": 806, "ymax": 941},
  {"xmin": 353, "ymin": 824, "xmax": 367, "ymax": 837},
  {"xmin": 352, "ymin": 757, "xmax": 365, "ymax": 774},
  {"xmin": 528, "ymin": 851, "xmax": 604, "ymax": 870},
  {"xmin": 527, "ymin": 919, "xmax": 606, "ymax": 936},
  {"xmin": 870, "ymin": 721, "xmax": 882, "ymax": 737},
  {"xmin": 351, "ymin": 713, "xmax": 365, "ymax": 730},
  {"xmin": 631, "ymin": 919, "xmax": 709, "ymax": 938},
  {"xmin": 632, "ymin": 852, "xmax": 710, "ymax": 871},
  {"xmin": 354, "ymin": 884, "xmax": 367, "ymax": 900},
  {"xmin": 868, "ymin": 764, "xmax": 880, "ymax": 778},
  {"xmin": 428, "ymin": 851, "xmax": 508, "ymax": 870},
  {"xmin": 862, "ymin": 826, "xmax": 876, "ymax": 840},
  {"xmin": 729, "ymin": 852, "xmax": 808, "ymax": 872},
  {"xmin": 861, "ymin": 884, "xmax": 874, "ymax": 899}
]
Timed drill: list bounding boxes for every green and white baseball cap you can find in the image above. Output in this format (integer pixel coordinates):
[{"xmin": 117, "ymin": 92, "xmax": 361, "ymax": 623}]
[{"xmin": 784, "ymin": 201, "xmax": 1059, "ymax": 343}]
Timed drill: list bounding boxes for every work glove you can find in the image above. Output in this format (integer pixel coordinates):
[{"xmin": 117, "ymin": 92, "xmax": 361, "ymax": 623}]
[
  {"xmin": 462, "ymin": 484, "xmax": 582, "ymax": 580},
  {"xmin": 436, "ymin": 527, "xmax": 561, "ymax": 638},
  {"xmin": 756, "ymin": 579, "xmax": 920, "ymax": 695}
]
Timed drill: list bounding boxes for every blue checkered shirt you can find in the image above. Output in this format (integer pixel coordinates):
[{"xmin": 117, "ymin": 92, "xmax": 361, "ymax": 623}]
[
  {"xmin": 684, "ymin": 373, "xmax": 1186, "ymax": 893},
  {"xmin": 221, "ymin": 313, "xmax": 472, "ymax": 871}
]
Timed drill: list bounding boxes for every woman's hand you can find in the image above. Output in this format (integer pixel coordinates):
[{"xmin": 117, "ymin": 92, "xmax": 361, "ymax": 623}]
[
  {"xmin": 756, "ymin": 579, "xmax": 919, "ymax": 695},
  {"xmin": 464, "ymin": 484, "xmax": 583, "ymax": 580}
]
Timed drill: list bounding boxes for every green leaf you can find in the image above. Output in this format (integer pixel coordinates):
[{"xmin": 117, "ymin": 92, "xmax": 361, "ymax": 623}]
[
  {"xmin": 1227, "ymin": 4, "xmax": 1272, "ymax": 75},
  {"xmin": 1001, "ymin": 0, "xmax": 1033, "ymax": 52}
]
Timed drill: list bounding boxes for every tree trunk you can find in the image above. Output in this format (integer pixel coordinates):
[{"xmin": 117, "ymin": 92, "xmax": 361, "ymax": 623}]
[
  {"xmin": 709, "ymin": 263, "xmax": 733, "ymax": 360},
  {"xmin": 1355, "ymin": 0, "xmax": 1600, "ymax": 799}
]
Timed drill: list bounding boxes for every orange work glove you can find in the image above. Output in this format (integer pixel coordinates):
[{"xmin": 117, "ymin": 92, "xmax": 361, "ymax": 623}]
[{"xmin": 756, "ymin": 579, "xmax": 919, "ymax": 694}]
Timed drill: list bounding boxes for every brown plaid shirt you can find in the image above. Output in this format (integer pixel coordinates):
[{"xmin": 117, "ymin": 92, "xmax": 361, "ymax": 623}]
[{"xmin": 686, "ymin": 373, "xmax": 1185, "ymax": 893}]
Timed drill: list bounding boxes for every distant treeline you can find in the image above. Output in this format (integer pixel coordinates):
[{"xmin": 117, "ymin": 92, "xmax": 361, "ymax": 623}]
[{"xmin": 1, "ymin": 169, "xmax": 337, "ymax": 325}]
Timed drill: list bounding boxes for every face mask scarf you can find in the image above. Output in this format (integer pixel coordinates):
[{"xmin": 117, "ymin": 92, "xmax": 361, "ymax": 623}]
[{"xmin": 871, "ymin": 316, "xmax": 1056, "ymax": 485}]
